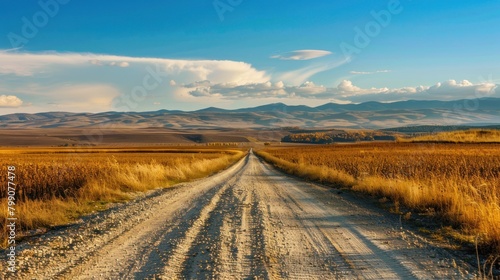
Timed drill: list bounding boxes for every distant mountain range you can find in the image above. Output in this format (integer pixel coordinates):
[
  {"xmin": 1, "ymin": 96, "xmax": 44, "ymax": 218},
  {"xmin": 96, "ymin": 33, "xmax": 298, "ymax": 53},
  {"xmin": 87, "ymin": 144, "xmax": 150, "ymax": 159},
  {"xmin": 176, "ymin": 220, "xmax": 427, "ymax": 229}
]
[{"xmin": 2, "ymin": 98, "xmax": 500, "ymax": 129}]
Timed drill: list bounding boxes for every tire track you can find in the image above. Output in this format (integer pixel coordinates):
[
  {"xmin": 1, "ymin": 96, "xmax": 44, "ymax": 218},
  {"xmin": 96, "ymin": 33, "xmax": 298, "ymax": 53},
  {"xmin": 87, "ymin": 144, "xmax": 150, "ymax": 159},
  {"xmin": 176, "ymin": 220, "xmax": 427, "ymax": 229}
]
[
  {"xmin": 160, "ymin": 154, "xmax": 269, "ymax": 279},
  {"xmin": 160, "ymin": 180, "xmax": 237, "ymax": 278}
]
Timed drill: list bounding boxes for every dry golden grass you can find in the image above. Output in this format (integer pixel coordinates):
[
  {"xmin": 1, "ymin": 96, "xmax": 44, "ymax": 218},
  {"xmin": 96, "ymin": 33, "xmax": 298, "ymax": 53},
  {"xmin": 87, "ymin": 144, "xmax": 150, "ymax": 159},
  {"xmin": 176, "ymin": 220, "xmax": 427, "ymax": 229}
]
[
  {"xmin": 257, "ymin": 143, "xmax": 500, "ymax": 253},
  {"xmin": 402, "ymin": 129, "xmax": 500, "ymax": 143},
  {"xmin": 0, "ymin": 148, "xmax": 245, "ymax": 247}
]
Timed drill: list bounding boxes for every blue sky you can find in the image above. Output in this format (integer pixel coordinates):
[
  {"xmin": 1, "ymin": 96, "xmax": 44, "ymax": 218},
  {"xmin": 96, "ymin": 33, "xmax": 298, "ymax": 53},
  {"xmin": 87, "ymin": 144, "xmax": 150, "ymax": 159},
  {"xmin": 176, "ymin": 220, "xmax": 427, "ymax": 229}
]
[{"xmin": 0, "ymin": 0, "xmax": 499, "ymax": 113}]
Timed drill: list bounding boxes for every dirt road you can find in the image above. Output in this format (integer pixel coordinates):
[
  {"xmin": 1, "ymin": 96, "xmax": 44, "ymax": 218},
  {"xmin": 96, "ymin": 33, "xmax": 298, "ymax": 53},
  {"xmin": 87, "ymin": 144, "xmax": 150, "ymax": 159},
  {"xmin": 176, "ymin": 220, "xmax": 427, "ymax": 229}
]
[{"xmin": 5, "ymin": 151, "xmax": 474, "ymax": 279}]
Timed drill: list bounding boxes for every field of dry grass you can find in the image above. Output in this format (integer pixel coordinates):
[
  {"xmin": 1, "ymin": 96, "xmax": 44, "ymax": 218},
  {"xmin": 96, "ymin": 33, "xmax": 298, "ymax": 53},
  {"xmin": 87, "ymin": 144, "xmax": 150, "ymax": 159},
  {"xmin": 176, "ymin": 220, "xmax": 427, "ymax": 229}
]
[
  {"xmin": 256, "ymin": 143, "xmax": 500, "ymax": 253},
  {"xmin": 0, "ymin": 147, "xmax": 245, "ymax": 247},
  {"xmin": 402, "ymin": 129, "xmax": 500, "ymax": 143}
]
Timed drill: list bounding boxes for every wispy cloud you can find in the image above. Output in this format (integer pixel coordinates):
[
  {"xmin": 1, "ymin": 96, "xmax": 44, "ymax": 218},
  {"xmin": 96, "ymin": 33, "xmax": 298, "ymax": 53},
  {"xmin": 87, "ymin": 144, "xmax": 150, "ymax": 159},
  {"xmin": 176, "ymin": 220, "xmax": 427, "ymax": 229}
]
[
  {"xmin": 350, "ymin": 70, "xmax": 391, "ymax": 75},
  {"xmin": 271, "ymin": 50, "xmax": 332, "ymax": 60},
  {"xmin": 277, "ymin": 57, "xmax": 350, "ymax": 84}
]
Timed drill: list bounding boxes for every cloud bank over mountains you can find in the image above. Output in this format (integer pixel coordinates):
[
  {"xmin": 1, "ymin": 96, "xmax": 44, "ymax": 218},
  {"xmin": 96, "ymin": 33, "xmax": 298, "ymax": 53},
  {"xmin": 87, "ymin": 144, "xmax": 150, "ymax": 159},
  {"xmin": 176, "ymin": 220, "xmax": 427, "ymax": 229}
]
[
  {"xmin": 0, "ymin": 50, "xmax": 497, "ymax": 113},
  {"xmin": 184, "ymin": 79, "xmax": 497, "ymax": 103}
]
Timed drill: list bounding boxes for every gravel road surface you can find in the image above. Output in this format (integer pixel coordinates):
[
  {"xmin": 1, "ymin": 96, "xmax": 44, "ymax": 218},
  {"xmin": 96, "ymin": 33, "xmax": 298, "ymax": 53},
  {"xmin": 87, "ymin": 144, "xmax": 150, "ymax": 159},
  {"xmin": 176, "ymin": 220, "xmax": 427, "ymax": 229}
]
[{"xmin": 3, "ymin": 151, "xmax": 474, "ymax": 279}]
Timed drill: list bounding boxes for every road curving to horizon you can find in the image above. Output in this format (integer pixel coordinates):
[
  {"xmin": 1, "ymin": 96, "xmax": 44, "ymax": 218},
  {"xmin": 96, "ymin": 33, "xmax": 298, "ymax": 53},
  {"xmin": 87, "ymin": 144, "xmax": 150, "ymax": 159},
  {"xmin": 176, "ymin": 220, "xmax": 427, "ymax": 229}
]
[{"xmin": 5, "ymin": 150, "xmax": 474, "ymax": 279}]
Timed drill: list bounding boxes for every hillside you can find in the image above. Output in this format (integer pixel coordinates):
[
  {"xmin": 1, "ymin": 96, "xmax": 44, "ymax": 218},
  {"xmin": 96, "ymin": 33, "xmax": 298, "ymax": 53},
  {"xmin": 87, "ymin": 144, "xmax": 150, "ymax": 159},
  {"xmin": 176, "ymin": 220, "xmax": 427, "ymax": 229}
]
[{"xmin": 1, "ymin": 98, "xmax": 500, "ymax": 129}]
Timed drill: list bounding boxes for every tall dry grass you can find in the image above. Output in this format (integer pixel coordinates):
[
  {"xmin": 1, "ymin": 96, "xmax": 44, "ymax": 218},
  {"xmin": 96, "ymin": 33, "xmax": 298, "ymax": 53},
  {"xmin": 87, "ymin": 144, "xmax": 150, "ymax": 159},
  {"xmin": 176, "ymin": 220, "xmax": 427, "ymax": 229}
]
[
  {"xmin": 0, "ymin": 149, "xmax": 245, "ymax": 246},
  {"xmin": 257, "ymin": 143, "xmax": 500, "ymax": 253},
  {"xmin": 403, "ymin": 129, "xmax": 500, "ymax": 143}
]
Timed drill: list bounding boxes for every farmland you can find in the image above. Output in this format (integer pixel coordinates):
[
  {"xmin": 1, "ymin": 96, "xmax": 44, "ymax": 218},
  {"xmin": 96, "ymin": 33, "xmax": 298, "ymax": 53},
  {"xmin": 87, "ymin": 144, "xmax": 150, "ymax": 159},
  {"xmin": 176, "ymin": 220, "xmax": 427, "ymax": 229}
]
[
  {"xmin": 0, "ymin": 147, "xmax": 245, "ymax": 247},
  {"xmin": 403, "ymin": 129, "xmax": 500, "ymax": 143},
  {"xmin": 257, "ymin": 143, "xmax": 500, "ymax": 253}
]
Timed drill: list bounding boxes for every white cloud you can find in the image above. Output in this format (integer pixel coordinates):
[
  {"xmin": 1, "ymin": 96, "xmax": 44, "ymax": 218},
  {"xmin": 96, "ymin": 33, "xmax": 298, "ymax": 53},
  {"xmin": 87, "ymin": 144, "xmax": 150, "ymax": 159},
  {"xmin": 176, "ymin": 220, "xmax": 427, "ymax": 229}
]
[
  {"xmin": 183, "ymin": 79, "xmax": 498, "ymax": 103},
  {"xmin": 337, "ymin": 80, "xmax": 364, "ymax": 93},
  {"xmin": 100, "ymin": 59, "xmax": 130, "ymax": 68},
  {"xmin": 0, "ymin": 95, "xmax": 23, "ymax": 107},
  {"xmin": 89, "ymin": 59, "xmax": 102, "ymax": 66},
  {"xmin": 183, "ymin": 80, "xmax": 327, "ymax": 99},
  {"xmin": 91, "ymin": 60, "xmax": 129, "ymax": 67},
  {"xmin": 410, "ymin": 79, "xmax": 495, "ymax": 101},
  {"xmin": 0, "ymin": 51, "xmax": 98, "ymax": 76},
  {"xmin": 0, "ymin": 51, "xmax": 268, "ymax": 84},
  {"xmin": 271, "ymin": 50, "xmax": 332, "ymax": 60},
  {"xmin": 350, "ymin": 70, "xmax": 391, "ymax": 75}
]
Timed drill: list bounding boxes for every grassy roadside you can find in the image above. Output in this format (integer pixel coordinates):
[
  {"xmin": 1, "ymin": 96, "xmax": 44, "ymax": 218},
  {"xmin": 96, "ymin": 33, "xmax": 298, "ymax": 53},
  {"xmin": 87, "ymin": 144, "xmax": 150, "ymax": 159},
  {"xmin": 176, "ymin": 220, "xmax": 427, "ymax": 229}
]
[
  {"xmin": 1, "ymin": 149, "xmax": 246, "ymax": 247},
  {"xmin": 255, "ymin": 148, "xmax": 500, "ymax": 256}
]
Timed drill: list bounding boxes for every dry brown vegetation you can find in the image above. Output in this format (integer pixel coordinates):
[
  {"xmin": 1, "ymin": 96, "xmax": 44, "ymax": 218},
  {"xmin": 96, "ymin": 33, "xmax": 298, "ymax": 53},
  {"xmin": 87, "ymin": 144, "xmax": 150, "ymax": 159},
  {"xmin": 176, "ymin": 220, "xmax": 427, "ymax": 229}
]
[
  {"xmin": 0, "ymin": 147, "xmax": 245, "ymax": 246},
  {"xmin": 257, "ymin": 143, "xmax": 500, "ymax": 253},
  {"xmin": 402, "ymin": 129, "xmax": 500, "ymax": 143},
  {"xmin": 282, "ymin": 130, "xmax": 396, "ymax": 143}
]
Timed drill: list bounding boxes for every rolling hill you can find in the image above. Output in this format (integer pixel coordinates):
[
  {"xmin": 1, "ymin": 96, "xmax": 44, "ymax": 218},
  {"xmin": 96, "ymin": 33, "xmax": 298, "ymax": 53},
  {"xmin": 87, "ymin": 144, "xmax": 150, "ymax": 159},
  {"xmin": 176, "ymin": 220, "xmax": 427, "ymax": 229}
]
[{"xmin": 1, "ymin": 98, "xmax": 500, "ymax": 129}]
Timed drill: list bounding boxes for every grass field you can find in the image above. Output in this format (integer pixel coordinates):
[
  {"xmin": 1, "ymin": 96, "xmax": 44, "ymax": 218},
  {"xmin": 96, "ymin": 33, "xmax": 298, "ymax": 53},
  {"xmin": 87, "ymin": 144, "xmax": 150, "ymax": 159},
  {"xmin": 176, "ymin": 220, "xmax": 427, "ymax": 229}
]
[
  {"xmin": 402, "ymin": 129, "xmax": 500, "ymax": 143},
  {"xmin": 256, "ymin": 143, "xmax": 500, "ymax": 253},
  {"xmin": 0, "ymin": 147, "xmax": 246, "ymax": 247}
]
